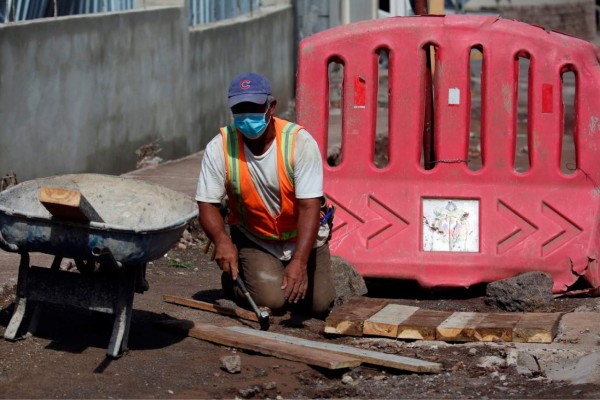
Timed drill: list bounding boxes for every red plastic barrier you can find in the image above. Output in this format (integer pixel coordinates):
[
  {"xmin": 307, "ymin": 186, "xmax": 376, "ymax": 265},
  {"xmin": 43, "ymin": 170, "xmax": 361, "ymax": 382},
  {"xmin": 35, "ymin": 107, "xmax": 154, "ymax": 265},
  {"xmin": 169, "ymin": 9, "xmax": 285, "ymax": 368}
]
[{"xmin": 296, "ymin": 15, "xmax": 600, "ymax": 292}]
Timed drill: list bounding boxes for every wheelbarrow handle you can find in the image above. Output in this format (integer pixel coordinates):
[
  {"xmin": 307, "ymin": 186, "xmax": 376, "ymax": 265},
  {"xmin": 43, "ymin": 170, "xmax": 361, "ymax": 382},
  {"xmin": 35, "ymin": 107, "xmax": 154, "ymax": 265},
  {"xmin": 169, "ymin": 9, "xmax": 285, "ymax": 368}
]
[{"xmin": 0, "ymin": 231, "xmax": 19, "ymax": 253}]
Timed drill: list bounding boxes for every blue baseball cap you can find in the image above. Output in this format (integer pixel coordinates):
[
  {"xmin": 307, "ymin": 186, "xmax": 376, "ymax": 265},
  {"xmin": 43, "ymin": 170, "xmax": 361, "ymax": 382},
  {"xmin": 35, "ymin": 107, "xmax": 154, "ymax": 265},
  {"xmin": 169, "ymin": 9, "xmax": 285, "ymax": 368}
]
[{"xmin": 227, "ymin": 73, "xmax": 272, "ymax": 108}]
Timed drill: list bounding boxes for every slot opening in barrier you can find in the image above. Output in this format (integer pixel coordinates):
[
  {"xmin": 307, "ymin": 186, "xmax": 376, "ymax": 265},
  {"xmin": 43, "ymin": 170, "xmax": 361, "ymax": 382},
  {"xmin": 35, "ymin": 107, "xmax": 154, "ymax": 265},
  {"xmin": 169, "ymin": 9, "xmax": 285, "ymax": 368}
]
[
  {"xmin": 560, "ymin": 66, "xmax": 577, "ymax": 175},
  {"xmin": 375, "ymin": 48, "xmax": 390, "ymax": 169},
  {"xmin": 468, "ymin": 46, "xmax": 483, "ymax": 171},
  {"xmin": 514, "ymin": 52, "xmax": 531, "ymax": 173},
  {"xmin": 327, "ymin": 58, "xmax": 344, "ymax": 167},
  {"xmin": 421, "ymin": 43, "xmax": 437, "ymax": 170}
]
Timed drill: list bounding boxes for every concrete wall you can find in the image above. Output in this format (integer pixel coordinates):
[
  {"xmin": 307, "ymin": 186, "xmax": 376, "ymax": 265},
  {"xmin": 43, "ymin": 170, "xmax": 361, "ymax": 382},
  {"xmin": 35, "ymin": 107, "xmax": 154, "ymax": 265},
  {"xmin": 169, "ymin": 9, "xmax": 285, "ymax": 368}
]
[
  {"xmin": 0, "ymin": 3, "xmax": 295, "ymax": 181},
  {"xmin": 0, "ymin": 8, "xmax": 192, "ymax": 181},
  {"xmin": 188, "ymin": 5, "xmax": 294, "ymax": 149}
]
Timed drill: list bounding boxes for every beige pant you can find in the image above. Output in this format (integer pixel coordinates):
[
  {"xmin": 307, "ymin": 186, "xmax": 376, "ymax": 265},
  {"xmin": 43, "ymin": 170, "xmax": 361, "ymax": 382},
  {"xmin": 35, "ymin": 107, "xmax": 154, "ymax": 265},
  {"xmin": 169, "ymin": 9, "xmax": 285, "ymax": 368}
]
[{"xmin": 227, "ymin": 226, "xmax": 336, "ymax": 316}]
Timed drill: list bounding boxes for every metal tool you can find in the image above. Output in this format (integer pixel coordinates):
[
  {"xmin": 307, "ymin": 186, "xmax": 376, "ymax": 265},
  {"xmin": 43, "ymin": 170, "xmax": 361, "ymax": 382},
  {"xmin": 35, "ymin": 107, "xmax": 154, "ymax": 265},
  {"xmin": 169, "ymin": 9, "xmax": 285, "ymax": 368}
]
[
  {"xmin": 204, "ymin": 239, "xmax": 270, "ymax": 330},
  {"xmin": 236, "ymin": 275, "xmax": 270, "ymax": 331}
]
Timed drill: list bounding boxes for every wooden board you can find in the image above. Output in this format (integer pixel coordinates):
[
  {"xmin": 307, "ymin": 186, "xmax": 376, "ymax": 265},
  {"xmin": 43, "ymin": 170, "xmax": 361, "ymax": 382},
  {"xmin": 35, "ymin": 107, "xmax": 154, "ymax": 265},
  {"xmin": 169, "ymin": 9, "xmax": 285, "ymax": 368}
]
[
  {"xmin": 39, "ymin": 187, "xmax": 103, "ymax": 222},
  {"xmin": 436, "ymin": 312, "xmax": 488, "ymax": 342},
  {"xmin": 158, "ymin": 319, "xmax": 360, "ymax": 370},
  {"xmin": 323, "ymin": 298, "xmax": 563, "ymax": 344},
  {"xmin": 325, "ymin": 297, "xmax": 389, "ymax": 336},
  {"xmin": 474, "ymin": 313, "xmax": 522, "ymax": 342},
  {"xmin": 163, "ymin": 295, "xmax": 261, "ymax": 322},
  {"xmin": 363, "ymin": 304, "xmax": 419, "ymax": 338},
  {"xmin": 227, "ymin": 326, "xmax": 442, "ymax": 373},
  {"xmin": 397, "ymin": 309, "xmax": 453, "ymax": 340},
  {"xmin": 513, "ymin": 312, "xmax": 561, "ymax": 343}
]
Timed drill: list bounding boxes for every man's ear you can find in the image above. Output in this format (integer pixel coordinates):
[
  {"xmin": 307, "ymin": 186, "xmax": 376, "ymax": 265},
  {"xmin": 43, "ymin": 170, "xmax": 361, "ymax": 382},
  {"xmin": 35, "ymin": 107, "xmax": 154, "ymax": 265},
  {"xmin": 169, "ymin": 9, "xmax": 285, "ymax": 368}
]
[{"xmin": 269, "ymin": 100, "xmax": 277, "ymax": 116}]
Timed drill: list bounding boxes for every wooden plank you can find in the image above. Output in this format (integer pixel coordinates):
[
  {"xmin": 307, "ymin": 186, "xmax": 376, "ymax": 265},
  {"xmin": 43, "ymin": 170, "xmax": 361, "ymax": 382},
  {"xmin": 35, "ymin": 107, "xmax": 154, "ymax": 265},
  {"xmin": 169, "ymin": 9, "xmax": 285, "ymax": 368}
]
[
  {"xmin": 158, "ymin": 319, "xmax": 360, "ymax": 370},
  {"xmin": 228, "ymin": 326, "xmax": 442, "ymax": 373},
  {"xmin": 513, "ymin": 312, "xmax": 562, "ymax": 343},
  {"xmin": 474, "ymin": 313, "xmax": 522, "ymax": 342},
  {"xmin": 163, "ymin": 295, "xmax": 261, "ymax": 322},
  {"xmin": 397, "ymin": 309, "xmax": 452, "ymax": 340},
  {"xmin": 325, "ymin": 297, "xmax": 389, "ymax": 336},
  {"xmin": 436, "ymin": 312, "xmax": 488, "ymax": 342},
  {"xmin": 39, "ymin": 187, "xmax": 103, "ymax": 222},
  {"xmin": 363, "ymin": 304, "xmax": 419, "ymax": 338}
]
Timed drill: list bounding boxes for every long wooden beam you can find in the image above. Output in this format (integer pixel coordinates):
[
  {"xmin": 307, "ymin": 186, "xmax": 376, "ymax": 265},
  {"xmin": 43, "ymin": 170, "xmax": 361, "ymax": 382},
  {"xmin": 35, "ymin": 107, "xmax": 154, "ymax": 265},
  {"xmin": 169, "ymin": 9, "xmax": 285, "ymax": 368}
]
[
  {"xmin": 157, "ymin": 319, "xmax": 360, "ymax": 370},
  {"xmin": 227, "ymin": 326, "xmax": 442, "ymax": 373}
]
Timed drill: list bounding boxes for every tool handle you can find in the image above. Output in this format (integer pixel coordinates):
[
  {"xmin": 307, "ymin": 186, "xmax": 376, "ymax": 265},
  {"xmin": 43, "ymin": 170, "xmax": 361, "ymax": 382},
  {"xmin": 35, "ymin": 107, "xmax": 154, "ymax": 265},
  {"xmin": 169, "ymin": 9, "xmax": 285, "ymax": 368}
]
[{"xmin": 236, "ymin": 276, "xmax": 262, "ymax": 314}]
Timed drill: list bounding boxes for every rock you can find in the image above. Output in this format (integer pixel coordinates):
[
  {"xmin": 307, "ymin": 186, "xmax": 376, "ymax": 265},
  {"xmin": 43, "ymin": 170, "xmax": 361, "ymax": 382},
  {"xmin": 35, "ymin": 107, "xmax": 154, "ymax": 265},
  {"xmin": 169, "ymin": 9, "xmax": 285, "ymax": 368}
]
[
  {"xmin": 468, "ymin": 348, "xmax": 478, "ymax": 356},
  {"xmin": 263, "ymin": 381, "xmax": 277, "ymax": 390},
  {"xmin": 485, "ymin": 271, "xmax": 554, "ymax": 311},
  {"xmin": 331, "ymin": 256, "xmax": 368, "ymax": 305},
  {"xmin": 177, "ymin": 243, "xmax": 187, "ymax": 250},
  {"xmin": 477, "ymin": 356, "xmax": 506, "ymax": 370},
  {"xmin": 239, "ymin": 385, "xmax": 261, "ymax": 398},
  {"xmin": 516, "ymin": 351, "xmax": 540, "ymax": 377},
  {"xmin": 341, "ymin": 375, "xmax": 354, "ymax": 384},
  {"xmin": 220, "ymin": 355, "xmax": 241, "ymax": 374}
]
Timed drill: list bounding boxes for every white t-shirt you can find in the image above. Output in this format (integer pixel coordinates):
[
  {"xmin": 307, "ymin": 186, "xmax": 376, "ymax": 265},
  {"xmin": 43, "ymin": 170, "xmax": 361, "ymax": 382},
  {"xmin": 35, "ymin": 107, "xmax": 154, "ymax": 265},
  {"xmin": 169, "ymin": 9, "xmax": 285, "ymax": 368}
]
[{"xmin": 195, "ymin": 128, "xmax": 330, "ymax": 260}]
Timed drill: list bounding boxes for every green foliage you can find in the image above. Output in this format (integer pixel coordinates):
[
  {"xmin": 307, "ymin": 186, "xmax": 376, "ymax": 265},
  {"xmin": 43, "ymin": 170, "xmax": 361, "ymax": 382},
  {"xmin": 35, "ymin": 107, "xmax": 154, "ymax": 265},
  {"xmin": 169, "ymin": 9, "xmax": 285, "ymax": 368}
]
[{"xmin": 167, "ymin": 260, "xmax": 193, "ymax": 269}]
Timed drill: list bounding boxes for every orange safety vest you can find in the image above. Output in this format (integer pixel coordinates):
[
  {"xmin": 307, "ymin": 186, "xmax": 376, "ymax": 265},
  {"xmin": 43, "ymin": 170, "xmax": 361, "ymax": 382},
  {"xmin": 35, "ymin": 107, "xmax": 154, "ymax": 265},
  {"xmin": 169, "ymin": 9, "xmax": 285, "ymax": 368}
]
[{"xmin": 221, "ymin": 117, "xmax": 303, "ymax": 241}]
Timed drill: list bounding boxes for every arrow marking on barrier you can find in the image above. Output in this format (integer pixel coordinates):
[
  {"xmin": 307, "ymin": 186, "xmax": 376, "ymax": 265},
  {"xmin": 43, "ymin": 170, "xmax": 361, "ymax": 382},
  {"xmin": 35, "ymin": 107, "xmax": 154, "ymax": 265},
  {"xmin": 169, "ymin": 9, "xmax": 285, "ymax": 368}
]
[
  {"xmin": 325, "ymin": 193, "xmax": 364, "ymax": 244},
  {"xmin": 497, "ymin": 200, "xmax": 538, "ymax": 254},
  {"xmin": 541, "ymin": 202, "xmax": 582, "ymax": 257},
  {"xmin": 326, "ymin": 193, "xmax": 409, "ymax": 250},
  {"xmin": 365, "ymin": 195, "xmax": 409, "ymax": 249}
]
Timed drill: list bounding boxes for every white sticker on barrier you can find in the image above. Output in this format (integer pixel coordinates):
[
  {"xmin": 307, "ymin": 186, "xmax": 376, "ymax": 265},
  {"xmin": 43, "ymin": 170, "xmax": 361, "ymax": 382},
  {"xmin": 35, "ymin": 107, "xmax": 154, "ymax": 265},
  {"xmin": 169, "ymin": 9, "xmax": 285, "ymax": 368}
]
[
  {"xmin": 448, "ymin": 88, "xmax": 460, "ymax": 105},
  {"xmin": 422, "ymin": 199, "xmax": 479, "ymax": 252}
]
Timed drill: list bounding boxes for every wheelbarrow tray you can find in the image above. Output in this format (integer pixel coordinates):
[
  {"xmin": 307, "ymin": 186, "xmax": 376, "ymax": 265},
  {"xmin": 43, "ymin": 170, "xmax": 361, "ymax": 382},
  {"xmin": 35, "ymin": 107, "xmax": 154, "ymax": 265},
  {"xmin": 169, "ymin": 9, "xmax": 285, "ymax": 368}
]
[{"xmin": 0, "ymin": 174, "xmax": 198, "ymax": 265}]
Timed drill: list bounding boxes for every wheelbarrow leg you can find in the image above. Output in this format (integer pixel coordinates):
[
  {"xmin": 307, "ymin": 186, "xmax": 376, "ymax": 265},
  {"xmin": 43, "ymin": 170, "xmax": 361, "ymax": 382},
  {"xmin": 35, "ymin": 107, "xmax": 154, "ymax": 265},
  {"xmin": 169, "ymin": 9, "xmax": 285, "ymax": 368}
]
[
  {"xmin": 5, "ymin": 253, "xmax": 30, "ymax": 341},
  {"xmin": 106, "ymin": 266, "xmax": 136, "ymax": 358},
  {"xmin": 26, "ymin": 255, "xmax": 62, "ymax": 338}
]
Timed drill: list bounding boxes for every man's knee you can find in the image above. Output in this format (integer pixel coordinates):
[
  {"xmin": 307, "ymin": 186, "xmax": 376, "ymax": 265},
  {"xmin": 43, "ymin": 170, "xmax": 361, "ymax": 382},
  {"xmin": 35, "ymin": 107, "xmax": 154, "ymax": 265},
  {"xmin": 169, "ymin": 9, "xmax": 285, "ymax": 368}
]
[
  {"xmin": 252, "ymin": 290, "xmax": 286, "ymax": 314},
  {"xmin": 310, "ymin": 291, "xmax": 335, "ymax": 315}
]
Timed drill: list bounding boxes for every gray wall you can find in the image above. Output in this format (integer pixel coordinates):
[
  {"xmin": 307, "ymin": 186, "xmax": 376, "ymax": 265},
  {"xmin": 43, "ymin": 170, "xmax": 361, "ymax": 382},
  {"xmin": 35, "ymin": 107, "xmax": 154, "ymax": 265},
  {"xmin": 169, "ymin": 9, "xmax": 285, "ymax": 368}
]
[
  {"xmin": 188, "ymin": 4, "xmax": 294, "ymax": 149},
  {"xmin": 0, "ymin": 4, "xmax": 294, "ymax": 181},
  {"xmin": 0, "ymin": 8, "xmax": 192, "ymax": 180}
]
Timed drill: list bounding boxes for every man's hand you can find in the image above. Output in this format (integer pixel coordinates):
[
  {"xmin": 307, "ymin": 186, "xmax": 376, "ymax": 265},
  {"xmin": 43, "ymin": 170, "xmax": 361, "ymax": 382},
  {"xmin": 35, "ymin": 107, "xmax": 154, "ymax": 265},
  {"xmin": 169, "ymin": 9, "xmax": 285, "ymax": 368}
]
[
  {"xmin": 198, "ymin": 201, "xmax": 238, "ymax": 280},
  {"xmin": 281, "ymin": 258, "xmax": 308, "ymax": 303},
  {"xmin": 214, "ymin": 239, "xmax": 238, "ymax": 280}
]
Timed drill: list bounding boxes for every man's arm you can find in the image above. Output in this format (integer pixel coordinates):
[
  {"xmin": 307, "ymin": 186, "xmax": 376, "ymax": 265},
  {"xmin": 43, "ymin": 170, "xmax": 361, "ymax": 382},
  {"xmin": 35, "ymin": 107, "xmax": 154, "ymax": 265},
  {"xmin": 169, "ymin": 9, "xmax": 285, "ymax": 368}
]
[
  {"xmin": 281, "ymin": 197, "xmax": 321, "ymax": 303},
  {"xmin": 197, "ymin": 201, "xmax": 238, "ymax": 280}
]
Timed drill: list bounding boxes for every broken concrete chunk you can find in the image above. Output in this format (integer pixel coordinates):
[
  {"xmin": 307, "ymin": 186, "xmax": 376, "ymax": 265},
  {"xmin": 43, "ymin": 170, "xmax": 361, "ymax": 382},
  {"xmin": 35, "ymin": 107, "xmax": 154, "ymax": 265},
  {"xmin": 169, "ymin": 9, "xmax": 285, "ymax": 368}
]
[
  {"xmin": 331, "ymin": 256, "xmax": 368, "ymax": 305},
  {"xmin": 485, "ymin": 271, "xmax": 554, "ymax": 312},
  {"xmin": 545, "ymin": 352, "xmax": 600, "ymax": 385},
  {"xmin": 476, "ymin": 355, "xmax": 506, "ymax": 370},
  {"xmin": 220, "ymin": 354, "xmax": 241, "ymax": 374},
  {"xmin": 515, "ymin": 351, "xmax": 541, "ymax": 377}
]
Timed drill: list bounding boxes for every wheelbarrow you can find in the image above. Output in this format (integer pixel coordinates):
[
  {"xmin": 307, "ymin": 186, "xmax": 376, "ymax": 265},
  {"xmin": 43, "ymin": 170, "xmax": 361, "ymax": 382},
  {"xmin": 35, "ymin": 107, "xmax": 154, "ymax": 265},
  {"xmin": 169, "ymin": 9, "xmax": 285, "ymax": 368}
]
[{"xmin": 0, "ymin": 174, "xmax": 198, "ymax": 358}]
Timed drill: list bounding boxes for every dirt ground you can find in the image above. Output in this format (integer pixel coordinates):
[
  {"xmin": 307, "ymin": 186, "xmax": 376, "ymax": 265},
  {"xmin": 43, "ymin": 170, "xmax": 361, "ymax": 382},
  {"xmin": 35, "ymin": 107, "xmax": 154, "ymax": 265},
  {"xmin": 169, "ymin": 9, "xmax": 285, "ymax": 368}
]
[{"xmin": 1, "ymin": 224, "xmax": 599, "ymax": 399}]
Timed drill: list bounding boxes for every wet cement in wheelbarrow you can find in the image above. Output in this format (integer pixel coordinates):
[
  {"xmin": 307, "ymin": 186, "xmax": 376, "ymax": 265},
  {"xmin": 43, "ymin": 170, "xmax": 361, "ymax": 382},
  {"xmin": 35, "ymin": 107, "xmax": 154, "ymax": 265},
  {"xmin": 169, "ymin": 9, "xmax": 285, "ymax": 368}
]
[{"xmin": 0, "ymin": 174, "xmax": 197, "ymax": 232}]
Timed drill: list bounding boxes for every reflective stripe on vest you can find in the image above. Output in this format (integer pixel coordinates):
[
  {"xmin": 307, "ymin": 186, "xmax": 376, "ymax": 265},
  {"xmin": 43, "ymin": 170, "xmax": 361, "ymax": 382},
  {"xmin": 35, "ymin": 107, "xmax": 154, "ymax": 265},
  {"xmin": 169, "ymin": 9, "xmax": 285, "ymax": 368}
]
[{"xmin": 222, "ymin": 117, "xmax": 302, "ymax": 241}]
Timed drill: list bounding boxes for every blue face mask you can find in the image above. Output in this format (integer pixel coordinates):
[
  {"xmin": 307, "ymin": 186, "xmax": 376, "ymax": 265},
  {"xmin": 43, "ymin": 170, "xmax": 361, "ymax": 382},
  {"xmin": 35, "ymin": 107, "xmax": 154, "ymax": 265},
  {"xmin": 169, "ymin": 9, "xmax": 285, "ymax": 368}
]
[{"xmin": 233, "ymin": 107, "xmax": 271, "ymax": 140}]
